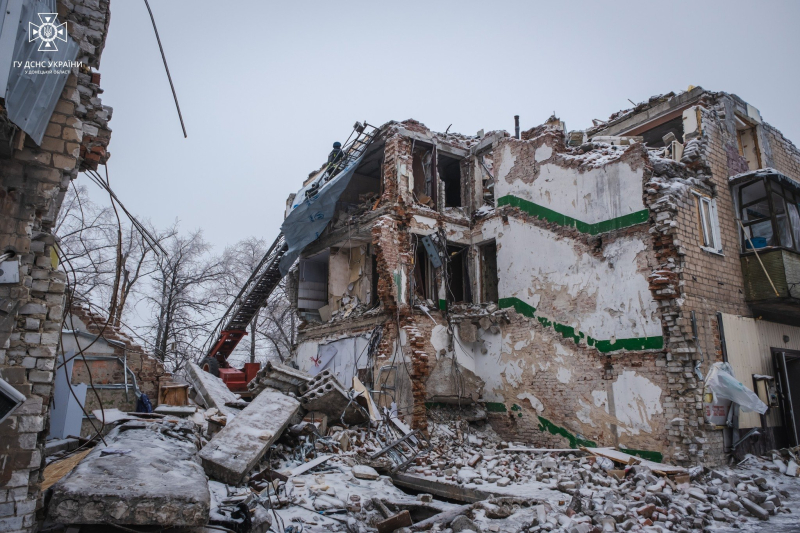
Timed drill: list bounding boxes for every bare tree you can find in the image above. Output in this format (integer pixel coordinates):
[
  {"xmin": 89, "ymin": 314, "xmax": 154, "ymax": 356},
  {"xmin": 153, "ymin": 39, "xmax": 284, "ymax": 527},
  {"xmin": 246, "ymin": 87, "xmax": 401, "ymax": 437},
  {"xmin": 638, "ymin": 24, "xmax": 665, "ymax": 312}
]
[
  {"xmin": 55, "ymin": 183, "xmax": 169, "ymax": 329},
  {"xmin": 143, "ymin": 226, "xmax": 225, "ymax": 372}
]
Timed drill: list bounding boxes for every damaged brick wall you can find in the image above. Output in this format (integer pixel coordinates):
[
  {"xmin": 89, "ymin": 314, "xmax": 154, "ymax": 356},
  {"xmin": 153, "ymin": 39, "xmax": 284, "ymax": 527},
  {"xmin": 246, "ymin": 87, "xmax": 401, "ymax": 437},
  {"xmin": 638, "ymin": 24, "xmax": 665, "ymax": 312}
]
[
  {"xmin": 0, "ymin": 1, "xmax": 112, "ymax": 531},
  {"xmin": 64, "ymin": 305, "xmax": 170, "ymax": 436},
  {"xmin": 762, "ymin": 123, "xmax": 800, "ymax": 181}
]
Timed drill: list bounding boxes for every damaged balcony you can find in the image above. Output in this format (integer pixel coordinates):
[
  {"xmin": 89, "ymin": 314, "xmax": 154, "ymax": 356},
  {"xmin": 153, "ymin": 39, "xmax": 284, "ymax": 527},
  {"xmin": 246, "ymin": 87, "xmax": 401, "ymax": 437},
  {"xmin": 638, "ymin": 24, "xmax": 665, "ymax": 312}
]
[{"xmin": 732, "ymin": 169, "xmax": 800, "ymax": 324}]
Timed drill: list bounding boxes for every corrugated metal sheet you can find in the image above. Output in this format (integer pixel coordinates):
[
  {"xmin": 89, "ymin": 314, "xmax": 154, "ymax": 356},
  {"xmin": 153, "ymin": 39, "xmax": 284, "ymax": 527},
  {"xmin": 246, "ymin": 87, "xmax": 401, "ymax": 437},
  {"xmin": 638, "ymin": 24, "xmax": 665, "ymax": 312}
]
[
  {"xmin": 720, "ymin": 313, "xmax": 800, "ymax": 428},
  {"xmin": 2, "ymin": 0, "xmax": 78, "ymax": 145}
]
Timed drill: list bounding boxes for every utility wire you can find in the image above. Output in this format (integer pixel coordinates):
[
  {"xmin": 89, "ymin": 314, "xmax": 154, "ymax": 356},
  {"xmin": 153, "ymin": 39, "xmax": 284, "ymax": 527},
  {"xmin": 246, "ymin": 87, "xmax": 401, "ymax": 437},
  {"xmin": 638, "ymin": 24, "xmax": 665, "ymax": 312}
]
[{"xmin": 143, "ymin": 0, "xmax": 187, "ymax": 138}]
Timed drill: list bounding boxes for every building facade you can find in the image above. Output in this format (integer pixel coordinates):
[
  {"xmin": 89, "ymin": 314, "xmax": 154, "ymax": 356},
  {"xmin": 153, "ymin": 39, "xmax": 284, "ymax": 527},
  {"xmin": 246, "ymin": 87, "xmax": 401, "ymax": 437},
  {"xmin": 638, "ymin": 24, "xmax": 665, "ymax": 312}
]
[{"xmin": 286, "ymin": 87, "xmax": 800, "ymax": 468}]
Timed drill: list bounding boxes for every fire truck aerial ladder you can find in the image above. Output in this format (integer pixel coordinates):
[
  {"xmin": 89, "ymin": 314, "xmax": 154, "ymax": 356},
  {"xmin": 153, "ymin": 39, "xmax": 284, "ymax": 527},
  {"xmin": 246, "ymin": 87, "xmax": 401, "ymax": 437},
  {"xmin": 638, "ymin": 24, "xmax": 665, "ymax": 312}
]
[{"xmin": 198, "ymin": 122, "xmax": 377, "ymax": 393}]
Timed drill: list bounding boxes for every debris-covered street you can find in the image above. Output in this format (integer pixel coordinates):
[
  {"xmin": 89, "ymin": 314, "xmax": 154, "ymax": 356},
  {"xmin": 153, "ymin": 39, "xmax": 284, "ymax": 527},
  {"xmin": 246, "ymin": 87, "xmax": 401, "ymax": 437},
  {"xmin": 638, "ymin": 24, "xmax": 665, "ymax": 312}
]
[
  {"xmin": 3, "ymin": 1, "xmax": 800, "ymax": 533},
  {"xmin": 39, "ymin": 364, "xmax": 800, "ymax": 532}
]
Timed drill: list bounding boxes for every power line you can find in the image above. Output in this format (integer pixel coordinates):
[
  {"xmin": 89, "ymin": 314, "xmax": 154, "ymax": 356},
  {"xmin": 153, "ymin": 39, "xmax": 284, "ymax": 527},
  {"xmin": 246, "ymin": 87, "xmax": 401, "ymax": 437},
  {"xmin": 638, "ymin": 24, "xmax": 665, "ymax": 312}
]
[{"xmin": 143, "ymin": 0, "xmax": 187, "ymax": 138}]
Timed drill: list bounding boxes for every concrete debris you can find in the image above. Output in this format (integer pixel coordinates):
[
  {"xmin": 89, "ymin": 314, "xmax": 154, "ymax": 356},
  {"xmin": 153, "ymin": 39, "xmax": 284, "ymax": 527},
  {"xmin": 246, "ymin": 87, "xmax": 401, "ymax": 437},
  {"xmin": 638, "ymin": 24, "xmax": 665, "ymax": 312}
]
[
  {"xmin": 199, "ymin": 389, "xmax": 301, "ymax": 485},
  {"xmin": 154, "ymin": 404, "xmax": 198, "ymax": 417},
  {"xmin": 299, "ymin": 372, "xmax": 367, "ymax": 424},
  {"xmin": 248, "ymin": 360, "xmax": 313, "ymax": 396},
  {"xmin": 48, "ymin": 418, "xmax": 210, "ymax": 527},
  {"xmin": 185, "ymin": 362, "xmax": 242, "ymax": 419},
  {"xmin": 43, "ymin": 380, "xmax": 800, "ymax": 533}
]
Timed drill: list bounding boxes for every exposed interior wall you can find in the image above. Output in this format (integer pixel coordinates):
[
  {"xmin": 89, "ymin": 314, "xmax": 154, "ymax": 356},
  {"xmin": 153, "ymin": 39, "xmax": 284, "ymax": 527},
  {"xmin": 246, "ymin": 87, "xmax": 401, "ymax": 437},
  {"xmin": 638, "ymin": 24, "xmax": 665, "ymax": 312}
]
[{"xmin": 453, "ymin": 128, "xmax": 670, "ymax": 455}]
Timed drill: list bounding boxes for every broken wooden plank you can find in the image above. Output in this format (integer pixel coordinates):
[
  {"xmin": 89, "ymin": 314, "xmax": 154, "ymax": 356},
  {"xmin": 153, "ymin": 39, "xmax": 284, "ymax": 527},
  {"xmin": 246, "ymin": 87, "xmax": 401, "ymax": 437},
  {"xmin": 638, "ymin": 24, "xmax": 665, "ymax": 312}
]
[
  {"xmin": 377, "ymin": 510, "xmax": 412, "ymax": 533},
  {"xmin": 353, "ymin": 376, "xmax": 380, "ymax": 421},
  {"xmin": 409, "ymin": 504, "xmax": 474, "ymax": 531},
  {"xmin": 391, "ymin": 472, "xmax": 562, "ymax": 504},
  {"xmin": 581, "ymin": 447, "xmax": 686, "ymax": 475}
]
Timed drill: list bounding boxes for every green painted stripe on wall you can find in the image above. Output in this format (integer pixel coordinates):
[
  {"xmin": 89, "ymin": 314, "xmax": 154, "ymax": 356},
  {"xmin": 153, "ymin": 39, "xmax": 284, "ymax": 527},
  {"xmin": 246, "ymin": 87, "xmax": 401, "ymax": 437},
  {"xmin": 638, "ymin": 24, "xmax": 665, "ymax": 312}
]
[
  {"xmin": 619, "ymin": 446, "xmax": 664, "ymax": 463},
  {"xmin": 498, "ymin": 297, "xmax": 663, "ymax": 353},
  {"xmin": 537, "ymin": 416, "xmax": 597, "ymax": 448},
  {"xmin": 497, "ymin": 195, "xmax": 650, "ymax": 235}
]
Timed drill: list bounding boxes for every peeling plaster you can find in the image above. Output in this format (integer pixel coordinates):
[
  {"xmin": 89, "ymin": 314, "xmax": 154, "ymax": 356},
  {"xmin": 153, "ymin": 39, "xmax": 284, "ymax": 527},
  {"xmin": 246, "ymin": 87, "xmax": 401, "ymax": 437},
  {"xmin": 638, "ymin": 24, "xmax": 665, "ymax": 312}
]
[
  {"xmin": 518, "ymin": 392, "xmax": 544, "ymax": 413},
  {"xmin": 612, "ymin": 371, "xmax": 663, "ymax": 435},
  {"xmin": 556, "ymin": 366, "xmax": 572, "ymax": 384}
]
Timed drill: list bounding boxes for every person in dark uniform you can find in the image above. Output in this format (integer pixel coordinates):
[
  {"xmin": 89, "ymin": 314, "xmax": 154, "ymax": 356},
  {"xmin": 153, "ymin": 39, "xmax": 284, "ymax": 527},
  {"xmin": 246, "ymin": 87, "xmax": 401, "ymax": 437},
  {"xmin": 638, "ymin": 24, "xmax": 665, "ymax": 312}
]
[{"xmin": 326, "ymin": 141, "xmax": 345, "ymax": 179}]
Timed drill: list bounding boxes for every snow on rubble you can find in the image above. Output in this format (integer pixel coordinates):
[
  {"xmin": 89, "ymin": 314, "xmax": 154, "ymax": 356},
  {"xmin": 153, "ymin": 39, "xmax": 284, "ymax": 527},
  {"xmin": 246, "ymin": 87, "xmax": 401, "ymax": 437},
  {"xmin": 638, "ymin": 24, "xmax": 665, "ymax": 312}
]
[{"xmin": 41, "ymin": 365, "xmax": 800, "ymax": 533}]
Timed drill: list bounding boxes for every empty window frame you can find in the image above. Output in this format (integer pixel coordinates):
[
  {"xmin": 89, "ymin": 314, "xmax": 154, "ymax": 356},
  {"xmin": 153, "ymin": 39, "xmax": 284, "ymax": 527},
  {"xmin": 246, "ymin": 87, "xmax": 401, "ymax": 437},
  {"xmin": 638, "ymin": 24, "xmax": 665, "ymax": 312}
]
[
  {"xmin": 737, "ymin": 177, "xmax": 800, "ymax": 252},
  {"xmin": 298, "ymin": 253, "xmax": 329, "ymax": 316},
  {"xmin": 737, "ymin": 125, "xmax": 762, "ymax": 171},
  {"xmin": 412, "ymin": 238, "xmax": 436, "ymax": 303},
  {"xmin": 480, "ymin": 240, "xmax": 499, "ymax": 303},
  {"xmin": 445, "ymin": 244, "xmax": 471, "ymax": 303},
  {"xmin": 438, "ymin": 154, "xmax": 462, "ymax": 208},
  {"xmin": 692, "ymin": 191, "xmax": 722, "ymax": 254},
  {"xmin": 412, "ymin": 146, "xmax": 436, "ymax": 208}
]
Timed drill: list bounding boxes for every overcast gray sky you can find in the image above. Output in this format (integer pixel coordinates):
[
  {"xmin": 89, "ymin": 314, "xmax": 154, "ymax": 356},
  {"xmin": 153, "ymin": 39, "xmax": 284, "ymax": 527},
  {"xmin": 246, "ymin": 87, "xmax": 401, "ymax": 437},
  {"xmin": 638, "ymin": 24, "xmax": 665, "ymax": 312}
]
[{"xmin": 92, "ymin": 0, "xmax": 800, "ymax": 253}]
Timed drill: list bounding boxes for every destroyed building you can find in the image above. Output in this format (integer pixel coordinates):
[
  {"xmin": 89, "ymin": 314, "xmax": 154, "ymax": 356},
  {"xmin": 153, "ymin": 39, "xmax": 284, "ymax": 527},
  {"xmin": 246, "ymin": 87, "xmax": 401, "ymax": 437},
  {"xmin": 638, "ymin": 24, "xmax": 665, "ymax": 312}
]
[
  {"xmin": 0, "ymin": 1, "xmax": 113, "ymax": 531},
  {"xmin": 283, "ymin": 87, "xmax": 800, "ymax": 469},
  {"xmin": 55, "ymin": 304, "xmax": 173, "ymax": 439}
]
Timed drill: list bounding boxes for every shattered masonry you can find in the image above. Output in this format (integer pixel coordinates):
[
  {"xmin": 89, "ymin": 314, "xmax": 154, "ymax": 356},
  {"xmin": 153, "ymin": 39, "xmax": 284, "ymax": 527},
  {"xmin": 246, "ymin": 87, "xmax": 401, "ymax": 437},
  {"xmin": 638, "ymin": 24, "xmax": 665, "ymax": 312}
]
[
  {"xmin": 288, "ymin": 88, "xmax": 800, "ymax": 468},
  {"xmin": 0, "ymin": 1, "xmax": 114, "ymax": 532}
]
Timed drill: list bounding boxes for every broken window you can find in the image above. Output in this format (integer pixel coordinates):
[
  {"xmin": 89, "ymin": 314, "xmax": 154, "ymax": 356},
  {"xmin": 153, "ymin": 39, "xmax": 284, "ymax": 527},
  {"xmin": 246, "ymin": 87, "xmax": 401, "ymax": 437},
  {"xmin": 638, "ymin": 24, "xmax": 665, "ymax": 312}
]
[
  {"xmin": 736, "ymin": 177, "xmax": 800, "ymax": 252},
  {"xmin": 480, "ymin": 240, "xmax": 499, "ymax": 303},
  {"xmin": 412, "ymin": 146, "xmax": 436, "ymax": 208},
  {"xmin": 639, "ymin": 116, "xmax": 684, "ymax": 148},
  {"xmin": 412, "ymin": 237, "xmax": 436, "ymax": 302},
  {"xmin": 438, "ymin": 153, "xmax": 462, "ymax": 208},
  {"xmin": 297, "ymin": 252, "xmax": 328, "ymax": 321},
  {"xmin": 736, "ymin": 117, "xmax": 762, "ymax": 171},
  {"xmin": 692, "ymin": 192, "xmax": 722, "ymax": 254},
  {"xmin": 445, "ymin": 244, "xmax": 470, "ymax": 303}
]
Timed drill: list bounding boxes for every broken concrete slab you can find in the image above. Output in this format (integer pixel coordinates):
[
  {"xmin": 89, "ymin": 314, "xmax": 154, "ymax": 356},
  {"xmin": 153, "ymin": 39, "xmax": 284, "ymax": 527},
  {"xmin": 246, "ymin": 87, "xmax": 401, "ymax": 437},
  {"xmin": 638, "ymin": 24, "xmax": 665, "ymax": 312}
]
[
  {"xmin": 353, "ymin": 464, "xmax": 380, "ymax": 480},
  {"xmin": 154, "ymin": 404, "xmax": 198, "ymax": 417},
  {"xmin": 199, "ymin": 390, "xmax": 300, "ymax": 485},
  {"xmin": 185, "ymin": 362, "xmax": 240, "ymax": 419},
  {"xmin": 248, "ymin": 360, "xmax": 313, "ymax": 396},
  {"xmin": 300, "ymin": 374, "xmax": 366, "ymax": 424},
  {"xmin": 48, "ymin": 420, "xmax": 209, "ymax": 526}
]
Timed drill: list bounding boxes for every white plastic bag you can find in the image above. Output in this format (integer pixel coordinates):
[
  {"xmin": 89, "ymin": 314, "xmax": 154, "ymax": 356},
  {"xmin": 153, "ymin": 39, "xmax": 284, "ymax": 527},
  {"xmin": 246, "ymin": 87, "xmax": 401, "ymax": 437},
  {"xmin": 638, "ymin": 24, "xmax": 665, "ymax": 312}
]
[{"xmin": 704, "ymin": 362, "xmax": 767, "ymax": 414}]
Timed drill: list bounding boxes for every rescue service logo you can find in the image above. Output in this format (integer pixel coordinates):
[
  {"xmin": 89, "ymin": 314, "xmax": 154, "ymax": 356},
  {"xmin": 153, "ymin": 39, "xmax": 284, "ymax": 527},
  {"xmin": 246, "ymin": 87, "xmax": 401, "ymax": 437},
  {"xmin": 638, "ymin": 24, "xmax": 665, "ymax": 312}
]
[{"xmin": 28, "ymin": 13, "xmax": 67, "ymax": 52}]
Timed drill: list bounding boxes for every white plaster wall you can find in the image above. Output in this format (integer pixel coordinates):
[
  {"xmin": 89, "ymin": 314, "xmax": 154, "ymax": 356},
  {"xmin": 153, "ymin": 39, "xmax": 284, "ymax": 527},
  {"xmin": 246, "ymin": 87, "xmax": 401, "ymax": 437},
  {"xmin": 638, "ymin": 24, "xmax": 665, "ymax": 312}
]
[
  {"xmin": 496, "ymin": 218, "xmax": 660, "ymax": 342},
  {"xmin": 612, "ymin": 370, "xmax": 664, "ymax": 437},
  {"xmin": 494, "ymin": 143, "xmax": 647, "ymax": 223},
  {"xmin": 295, "ymin": 334, "xmax": 371, "ymax": 388}
]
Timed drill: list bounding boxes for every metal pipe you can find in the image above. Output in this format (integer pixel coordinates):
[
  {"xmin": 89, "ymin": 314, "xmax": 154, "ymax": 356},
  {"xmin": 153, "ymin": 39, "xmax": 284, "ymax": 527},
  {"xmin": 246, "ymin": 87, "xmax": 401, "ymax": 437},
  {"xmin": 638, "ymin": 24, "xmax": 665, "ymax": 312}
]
[
  {"xmin": 72, "ymin": 355, "xmax": 142, "ymax": 397},
  {"xmin": 123, "ymin": 346, "xmax": 128, "ymax": 401},
  {"xmin": 514, "ymin": 115, "xmax": 520, "ymax": 139},
  {"xmin": 782, "ymin": 352, "xmax": 799, "ymax": 445}
]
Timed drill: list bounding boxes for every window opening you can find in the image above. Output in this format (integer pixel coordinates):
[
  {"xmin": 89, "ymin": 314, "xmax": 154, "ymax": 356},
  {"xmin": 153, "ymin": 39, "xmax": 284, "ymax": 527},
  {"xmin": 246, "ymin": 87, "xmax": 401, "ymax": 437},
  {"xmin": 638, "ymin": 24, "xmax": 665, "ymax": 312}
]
[{"xmin": 480, "ymin": 240, "xmax": 499, "ymax": 303}]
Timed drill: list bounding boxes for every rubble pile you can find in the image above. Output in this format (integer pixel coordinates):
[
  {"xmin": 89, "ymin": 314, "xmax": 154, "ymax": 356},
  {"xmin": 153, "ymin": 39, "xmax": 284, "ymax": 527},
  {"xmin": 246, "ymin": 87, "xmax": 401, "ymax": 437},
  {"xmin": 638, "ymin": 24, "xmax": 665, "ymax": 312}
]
[{"xmin": 41, "ymin": 364, "xmax": 800, "ymax": 533}]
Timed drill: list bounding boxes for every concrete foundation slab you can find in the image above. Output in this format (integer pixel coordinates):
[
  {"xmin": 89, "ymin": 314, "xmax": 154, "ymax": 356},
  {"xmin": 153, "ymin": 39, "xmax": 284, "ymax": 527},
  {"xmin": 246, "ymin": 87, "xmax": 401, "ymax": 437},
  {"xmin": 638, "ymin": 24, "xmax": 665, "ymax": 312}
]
[
  {"xmin": 199, "ymin": 390, "xmax": 301, "ymax": 485},
  {"xmin": 47, "ymin": 420, "xmax": 210, "ymax": 526}
]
